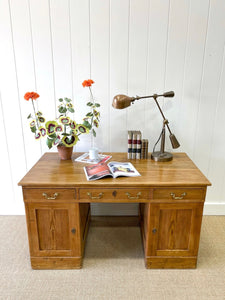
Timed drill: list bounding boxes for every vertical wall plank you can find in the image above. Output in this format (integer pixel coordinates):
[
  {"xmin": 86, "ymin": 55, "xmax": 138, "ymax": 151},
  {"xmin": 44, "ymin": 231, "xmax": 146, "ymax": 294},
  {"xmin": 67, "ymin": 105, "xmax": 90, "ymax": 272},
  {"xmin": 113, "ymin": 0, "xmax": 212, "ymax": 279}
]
[
  {"xmin": 177, "ymin": 0, "xmax": 210, "ymax": 157},
  {"xmin": 127, "ymin": 0, "xmax": 149, "ymax": 132},
  {"xmin": 163, "ymin": 0, "xmax": 190, "ymax": 153},
  {"xmin": 145, "ymin": 0, "xmax": 170, "ymax": 151},
  {"xmin": 29, "ymin": 0, "xmax": 56, "ymax": 153},
  {"xmin": 207, "ymin": 46, "xmax": 225, "ymax": 202},
  {"xmin": 49, "ymin": 0, "xmax": 72, "ymax": 99},
  {"xmin": 9, "ymin": 0, "xmax": 42, "ymax": 168},
  {"xmin": 0, "ymin": 93, "xmax": 15, "ymax": 213},
  {"xmin": 90, "ymin": 0, "xmax": 110, "ymax": 151},
  {"xmin": 0, "ymin": 0, "xmax": 27, "ymax": 213},
  {"xmin": 193, "ymin": 1, "xmax": 225, "ymax": 175},
  {"xmin": 109, "ymin": 0, "xmax": 129, "ymax": 152},
  {"xmin": 70, "ymin": 0, "xmax": 92, "ymax": 152}
]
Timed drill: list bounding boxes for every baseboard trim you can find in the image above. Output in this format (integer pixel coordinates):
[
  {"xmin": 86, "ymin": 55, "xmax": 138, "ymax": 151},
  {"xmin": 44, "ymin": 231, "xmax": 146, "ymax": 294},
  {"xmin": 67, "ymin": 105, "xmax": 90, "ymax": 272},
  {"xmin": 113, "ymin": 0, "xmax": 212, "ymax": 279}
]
[
  {"xmin": 91, "ymin": 216, "xmax": 140, "ymax": 226},
  {"xmin": 203, "ymin": 203, "xmax": 225, "ymax": 215}
]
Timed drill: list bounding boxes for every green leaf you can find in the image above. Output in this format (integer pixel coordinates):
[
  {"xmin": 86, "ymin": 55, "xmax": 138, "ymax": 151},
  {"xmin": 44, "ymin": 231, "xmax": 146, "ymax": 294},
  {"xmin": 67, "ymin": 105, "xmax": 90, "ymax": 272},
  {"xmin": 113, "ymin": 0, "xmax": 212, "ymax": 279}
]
[
  {"xmin": 27, "ymin": 113, "xmax": 32, "ymax": 119},
  {"xmin": 61, "ymin": 133, "xmax": 70, "ymax": 136},
  {"xmin": 83, "ymin": 120, "xmax": 92, "ymax": 129},
  {"xmin": 48, "ymin": 133, "xmax": 57, "ymax": 139},
  {"xmin": 58, "ymin": 106, "xmax": 65, "ymax": 113},
  {"xmin": 46, "ymin": 137, "xmax": 53, "ymax": 149},
  {"xmin": 95, "ymin": 103, "xmax": 100, "ymax": 107},
  {"xmin": 30, "ymin": 126, "xmax": 37, "ymax": 133},
  {"xmin": 59, "ymin": 106, "xmax": 67, "ymax": 114},
  {"xmin": 86, "ymin": 102, "xmax": 93, "ymax": 106},
  {"xmin": 64, "ymin": 97, "xmax": 71, "ymax": 102},
  {"xmin": 68, "ymin": 107, "xmax": 75, "ymax": 113},
  {"xmin": 92, "ymin": 128, "xmax": 96, "ymax": 137},
  {"xmin": 86, "ymin": 112, "xmax": 93, "ymax": 117},
  {"xmin": 58, "ymin": 98, "xmax": 63, "ymax": 102}
]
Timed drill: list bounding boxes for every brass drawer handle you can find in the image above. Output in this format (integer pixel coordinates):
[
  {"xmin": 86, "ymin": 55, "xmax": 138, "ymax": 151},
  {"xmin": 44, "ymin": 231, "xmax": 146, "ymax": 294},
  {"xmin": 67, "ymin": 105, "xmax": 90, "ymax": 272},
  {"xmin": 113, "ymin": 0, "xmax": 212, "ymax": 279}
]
[
  {"xmin": 42, "ymin": 192, "xmax": 59, "ymax": 200},
  {"xmin": 170, "ymin": 192, "xmax": 187, "ymax": 200},
  {"xmin": 87, "ymin": 192, "xmax": 104, "ymax": 199},
  {"xmin": 125, "ymin": 192, "xmax": 142, "ymax": 200}
]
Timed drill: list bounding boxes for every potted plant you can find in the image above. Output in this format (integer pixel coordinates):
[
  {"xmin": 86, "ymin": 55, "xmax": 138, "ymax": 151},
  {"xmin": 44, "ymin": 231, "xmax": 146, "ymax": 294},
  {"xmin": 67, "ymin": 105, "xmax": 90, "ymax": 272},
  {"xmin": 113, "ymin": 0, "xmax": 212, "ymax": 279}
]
[{"xmin": 24, "ymin": 80, "xmax": 100, "ymax": 160}]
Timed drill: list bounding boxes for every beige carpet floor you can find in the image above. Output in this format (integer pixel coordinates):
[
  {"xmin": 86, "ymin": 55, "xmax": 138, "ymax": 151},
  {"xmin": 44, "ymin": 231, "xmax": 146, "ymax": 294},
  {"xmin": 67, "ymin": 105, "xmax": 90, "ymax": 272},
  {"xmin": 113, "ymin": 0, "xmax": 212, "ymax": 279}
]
[{"xmin": 0, "ymin": 216, "xmax": 225, "ymax": 300}]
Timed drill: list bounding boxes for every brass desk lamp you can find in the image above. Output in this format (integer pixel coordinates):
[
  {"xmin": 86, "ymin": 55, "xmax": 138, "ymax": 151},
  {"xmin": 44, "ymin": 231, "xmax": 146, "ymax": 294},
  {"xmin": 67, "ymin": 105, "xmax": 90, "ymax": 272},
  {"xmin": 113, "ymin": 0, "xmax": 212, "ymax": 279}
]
[{"xmin": 112, "ymin": 91, "xmax": 180, "ymax": 162}]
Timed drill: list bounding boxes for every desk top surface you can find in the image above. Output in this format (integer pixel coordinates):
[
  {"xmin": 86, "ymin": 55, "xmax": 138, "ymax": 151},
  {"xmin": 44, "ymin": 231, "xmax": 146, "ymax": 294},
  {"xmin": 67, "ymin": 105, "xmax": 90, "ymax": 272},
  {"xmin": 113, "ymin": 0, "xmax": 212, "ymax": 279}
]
[{"xmin": 18, "ymin": 152, "xmax": 211, "ymax": 187}]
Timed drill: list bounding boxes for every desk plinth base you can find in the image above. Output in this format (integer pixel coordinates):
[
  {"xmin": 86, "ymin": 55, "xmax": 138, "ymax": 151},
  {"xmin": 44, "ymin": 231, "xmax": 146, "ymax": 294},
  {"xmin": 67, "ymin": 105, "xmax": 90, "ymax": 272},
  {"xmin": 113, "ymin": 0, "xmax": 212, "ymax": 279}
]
[
  {"xmin": 30, "ymin": 256, "xmax": 83, "ymax": 270},
  {"xmin": 145, "ymin": 256, "xmax": 197, "ymax": 269}
]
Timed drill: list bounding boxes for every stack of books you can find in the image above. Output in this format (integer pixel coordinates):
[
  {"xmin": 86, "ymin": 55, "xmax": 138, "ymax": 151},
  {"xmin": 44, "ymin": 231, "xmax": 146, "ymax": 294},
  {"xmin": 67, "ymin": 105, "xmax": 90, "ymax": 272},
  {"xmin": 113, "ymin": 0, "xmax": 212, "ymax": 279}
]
[{"xmin": 128, "ymin": 131, "xmax": 148, "ymax": 159}]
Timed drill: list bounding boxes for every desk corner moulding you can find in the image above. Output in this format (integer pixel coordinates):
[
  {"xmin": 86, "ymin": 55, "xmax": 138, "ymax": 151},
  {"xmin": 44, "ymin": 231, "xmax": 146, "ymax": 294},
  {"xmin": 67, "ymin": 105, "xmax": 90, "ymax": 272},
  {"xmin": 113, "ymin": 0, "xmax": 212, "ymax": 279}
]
[{"xmin": 18, "ymin": 152, "xmax": 211, "ymax": 270}]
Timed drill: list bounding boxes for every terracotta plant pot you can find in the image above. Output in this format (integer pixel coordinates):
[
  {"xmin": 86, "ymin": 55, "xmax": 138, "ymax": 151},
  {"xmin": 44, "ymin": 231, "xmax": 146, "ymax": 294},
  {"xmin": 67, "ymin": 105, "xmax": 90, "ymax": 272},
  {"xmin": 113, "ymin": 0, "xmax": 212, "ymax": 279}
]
[{"xmin": 57, "ymin": 145, "xmax": 73, "ymax": 160}]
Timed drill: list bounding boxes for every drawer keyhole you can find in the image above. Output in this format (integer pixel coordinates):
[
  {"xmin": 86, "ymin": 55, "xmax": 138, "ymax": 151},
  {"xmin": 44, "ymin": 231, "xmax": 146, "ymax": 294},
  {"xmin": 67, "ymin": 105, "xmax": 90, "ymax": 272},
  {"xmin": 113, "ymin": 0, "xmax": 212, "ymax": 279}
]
[{"xmin": 112, "ymin": 191, "xmax": 117, "ymax": 197}]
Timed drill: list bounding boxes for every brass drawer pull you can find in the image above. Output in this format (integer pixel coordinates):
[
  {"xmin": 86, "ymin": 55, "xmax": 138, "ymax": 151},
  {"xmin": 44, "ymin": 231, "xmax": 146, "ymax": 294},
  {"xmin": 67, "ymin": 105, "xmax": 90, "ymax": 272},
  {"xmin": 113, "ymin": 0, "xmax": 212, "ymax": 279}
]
[
  {"xmin": 125, "ymin": 192, "xmax": 142, "ymax": 200},
  {"xmin": 87, "ymin": 192, "xmax": 104, "ymax": 199},
  {"xmin": 42, "ymin": 192, "xmax": 59, "ymax": 200},
  {"xmin": 170, "ymin": 192, "xmax": 187, "ymax": 200}
]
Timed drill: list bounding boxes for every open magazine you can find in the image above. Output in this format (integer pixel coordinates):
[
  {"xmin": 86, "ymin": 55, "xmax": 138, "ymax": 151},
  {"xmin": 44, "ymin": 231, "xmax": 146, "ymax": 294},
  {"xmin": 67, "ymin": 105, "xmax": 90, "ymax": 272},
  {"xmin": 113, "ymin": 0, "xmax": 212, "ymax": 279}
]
[{"xmin": 84, "ymin": 161, "xmax": 141, "ymax": 181}]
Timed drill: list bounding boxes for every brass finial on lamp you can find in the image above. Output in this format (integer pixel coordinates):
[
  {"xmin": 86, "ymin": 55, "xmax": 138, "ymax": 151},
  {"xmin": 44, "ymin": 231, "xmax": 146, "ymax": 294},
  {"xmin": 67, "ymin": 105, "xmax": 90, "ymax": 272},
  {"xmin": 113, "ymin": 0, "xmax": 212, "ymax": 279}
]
[{"xmin": 112, "ymin": 91, "xmax": 180, "ymax": 162}]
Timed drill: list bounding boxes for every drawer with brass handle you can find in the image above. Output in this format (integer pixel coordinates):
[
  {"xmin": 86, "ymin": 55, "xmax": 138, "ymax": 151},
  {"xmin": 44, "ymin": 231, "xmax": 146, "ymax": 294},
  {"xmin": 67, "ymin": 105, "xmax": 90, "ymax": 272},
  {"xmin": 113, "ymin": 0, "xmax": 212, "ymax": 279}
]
[
  {"xmin": 79, "ymin": 188, "xmax": 150, "ymax": 202},
  {"xmin": 23, "ymin": 188, "xmax": 76, "ymax": 202},
  {"xmin": 152, "ymin": 188, "xmax": 205, "ymax": 202}
]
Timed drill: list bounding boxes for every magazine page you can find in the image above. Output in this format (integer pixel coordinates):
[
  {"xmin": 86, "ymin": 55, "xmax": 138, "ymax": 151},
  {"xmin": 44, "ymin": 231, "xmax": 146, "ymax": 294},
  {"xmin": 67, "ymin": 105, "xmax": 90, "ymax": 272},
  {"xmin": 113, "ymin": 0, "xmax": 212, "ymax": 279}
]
[
  {"xmin": 84, "ymin": 162, "xmax": 113, "ymax": 181},
  {"xmin": 75, "ymin": 153, "xmax": 112, "ymax": 164},
  {"xmin": 107, "ymin": 162, "xmax": 141, "ymax": 178}
]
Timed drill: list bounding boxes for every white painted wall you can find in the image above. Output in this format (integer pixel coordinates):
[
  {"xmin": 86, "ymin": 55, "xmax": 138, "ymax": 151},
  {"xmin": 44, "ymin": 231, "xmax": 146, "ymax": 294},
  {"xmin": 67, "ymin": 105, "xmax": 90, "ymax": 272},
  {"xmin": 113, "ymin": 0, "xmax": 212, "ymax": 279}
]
[{"xmin": 0, "ymin": 0, "xmax": 225, "ymax": 215}]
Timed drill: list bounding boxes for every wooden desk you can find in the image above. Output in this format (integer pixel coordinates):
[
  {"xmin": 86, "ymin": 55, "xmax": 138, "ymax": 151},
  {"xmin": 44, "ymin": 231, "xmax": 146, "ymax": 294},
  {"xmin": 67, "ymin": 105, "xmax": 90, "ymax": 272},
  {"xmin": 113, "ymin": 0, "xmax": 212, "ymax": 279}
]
[{"xmin": 18, "ymin": 152, "xmax": 211, "ymax": 269}]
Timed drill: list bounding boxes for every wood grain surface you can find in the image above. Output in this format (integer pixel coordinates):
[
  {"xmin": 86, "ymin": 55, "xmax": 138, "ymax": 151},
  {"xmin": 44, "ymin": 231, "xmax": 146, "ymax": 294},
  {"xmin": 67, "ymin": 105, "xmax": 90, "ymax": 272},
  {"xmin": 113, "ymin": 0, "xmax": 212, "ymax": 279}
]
[{"xmin": 18, "ymin": 152, "xmax": 211, "ymax": 187}]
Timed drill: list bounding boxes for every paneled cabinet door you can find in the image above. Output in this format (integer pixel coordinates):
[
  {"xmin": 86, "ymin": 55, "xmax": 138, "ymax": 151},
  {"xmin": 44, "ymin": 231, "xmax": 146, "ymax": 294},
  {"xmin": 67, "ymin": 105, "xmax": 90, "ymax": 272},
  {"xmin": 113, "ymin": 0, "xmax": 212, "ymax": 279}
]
[
  {"xmin": 25, "ymin": 203, "xmax": 81, "ymax": 257},
  {"xmin": 148, "ymin": 202, "xmax": 204, "ymax": 257}
]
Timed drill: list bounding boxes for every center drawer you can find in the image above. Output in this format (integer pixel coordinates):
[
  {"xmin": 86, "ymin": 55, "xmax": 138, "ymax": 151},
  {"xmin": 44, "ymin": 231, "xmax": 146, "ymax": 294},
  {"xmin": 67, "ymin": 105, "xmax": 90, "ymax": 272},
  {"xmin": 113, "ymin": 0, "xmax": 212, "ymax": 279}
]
[{"xmin": 78, "ymin": 188, "xmax": 151, "ymax": 203}]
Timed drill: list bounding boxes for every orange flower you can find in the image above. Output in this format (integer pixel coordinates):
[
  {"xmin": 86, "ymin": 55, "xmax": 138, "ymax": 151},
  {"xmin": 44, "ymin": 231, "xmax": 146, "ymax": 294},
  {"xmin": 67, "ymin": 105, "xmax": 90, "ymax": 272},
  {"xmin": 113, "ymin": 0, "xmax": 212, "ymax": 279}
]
[
  {"xmin": 82, "ymin": 79, "xmax": 94, "ymax": 87},
  {"xmin": 24, "ymin": 92, "xmax": 40, "ymax": 101}
]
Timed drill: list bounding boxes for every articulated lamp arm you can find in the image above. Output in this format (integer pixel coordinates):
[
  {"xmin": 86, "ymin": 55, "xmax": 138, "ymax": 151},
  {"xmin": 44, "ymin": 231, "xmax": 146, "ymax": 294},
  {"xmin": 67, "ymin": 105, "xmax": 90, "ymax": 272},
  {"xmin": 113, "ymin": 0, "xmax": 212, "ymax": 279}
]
[{"xmin": 112, "ymin": 91, "xmax": 180, "ymax": 161}]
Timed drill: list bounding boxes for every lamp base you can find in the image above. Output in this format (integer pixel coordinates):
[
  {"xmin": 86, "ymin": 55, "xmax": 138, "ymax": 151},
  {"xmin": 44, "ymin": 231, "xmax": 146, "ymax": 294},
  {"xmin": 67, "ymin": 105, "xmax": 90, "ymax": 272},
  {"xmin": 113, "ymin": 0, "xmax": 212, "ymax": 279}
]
[{"xmin": 151, "ymin": 151, "xmax": 173, "ymax": 162}]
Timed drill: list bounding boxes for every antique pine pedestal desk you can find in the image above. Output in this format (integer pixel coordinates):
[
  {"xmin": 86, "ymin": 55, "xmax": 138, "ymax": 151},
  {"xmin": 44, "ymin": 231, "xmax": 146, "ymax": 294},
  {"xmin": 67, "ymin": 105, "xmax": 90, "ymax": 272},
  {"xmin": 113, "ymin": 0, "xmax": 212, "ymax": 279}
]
[{"xmin": 18, "ymin": 152, "xmax": 211, "ymax": 269}]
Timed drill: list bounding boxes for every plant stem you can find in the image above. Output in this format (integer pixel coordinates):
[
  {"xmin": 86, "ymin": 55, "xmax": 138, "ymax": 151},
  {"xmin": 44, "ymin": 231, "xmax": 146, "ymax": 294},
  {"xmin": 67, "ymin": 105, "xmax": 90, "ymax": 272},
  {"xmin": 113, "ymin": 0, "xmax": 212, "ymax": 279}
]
[
  {"xmin": 89, "ymin": 86, "xmax": 94, "ymax": 104},
  {"xmin": 64, "ymin": 101, "xmax": 67, "ymax": 134},
  {"xmin": 89, "ymin": 86, "xmax": 94, "ymax": 128},
  {"xmin": 31, "ymin": 99, "xmax": 40, "ymax": 129}
]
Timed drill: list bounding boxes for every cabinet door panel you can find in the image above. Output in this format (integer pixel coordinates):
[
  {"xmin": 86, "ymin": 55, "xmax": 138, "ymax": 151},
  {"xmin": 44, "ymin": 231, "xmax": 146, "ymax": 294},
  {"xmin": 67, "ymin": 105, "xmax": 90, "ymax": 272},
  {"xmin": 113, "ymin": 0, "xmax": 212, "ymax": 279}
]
[
  {"xmin": 26, "ymin": 203, "xmax": 81, "ymax": 257},
  {"xmin": 36, "ymin": 209, "xmax": 70, "ymax": 250},
  {"xmin": 157, "ymin": 209, "xmax": 192, "ymax": 250},
  {"xmin": 149, "ymin": 202, "xmax": 203, "ymax": 257}
]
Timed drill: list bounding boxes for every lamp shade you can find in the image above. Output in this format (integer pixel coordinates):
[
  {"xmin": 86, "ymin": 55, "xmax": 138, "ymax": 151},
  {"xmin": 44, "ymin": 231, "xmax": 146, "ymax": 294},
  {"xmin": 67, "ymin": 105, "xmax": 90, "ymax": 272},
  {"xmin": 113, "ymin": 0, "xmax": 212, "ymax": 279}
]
[
  {"xmin": 112, "ymin": 94, "xmax": 135, "ymax": 109},
  {"xmin": 163, "ymin": 91, "xmax": 175, "ymax": 98},
  {"xmin": 169, "ymin": 134, "xmax": 180, "ymax": 149}
]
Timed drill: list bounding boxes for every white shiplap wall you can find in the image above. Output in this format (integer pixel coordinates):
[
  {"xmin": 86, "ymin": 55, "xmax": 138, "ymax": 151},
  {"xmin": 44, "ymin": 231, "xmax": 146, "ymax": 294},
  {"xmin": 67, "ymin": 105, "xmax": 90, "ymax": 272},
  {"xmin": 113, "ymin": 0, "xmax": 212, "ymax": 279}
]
[{"xmin": 0, "ymin": 0, "xmax": 225, "ymax": 215}]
